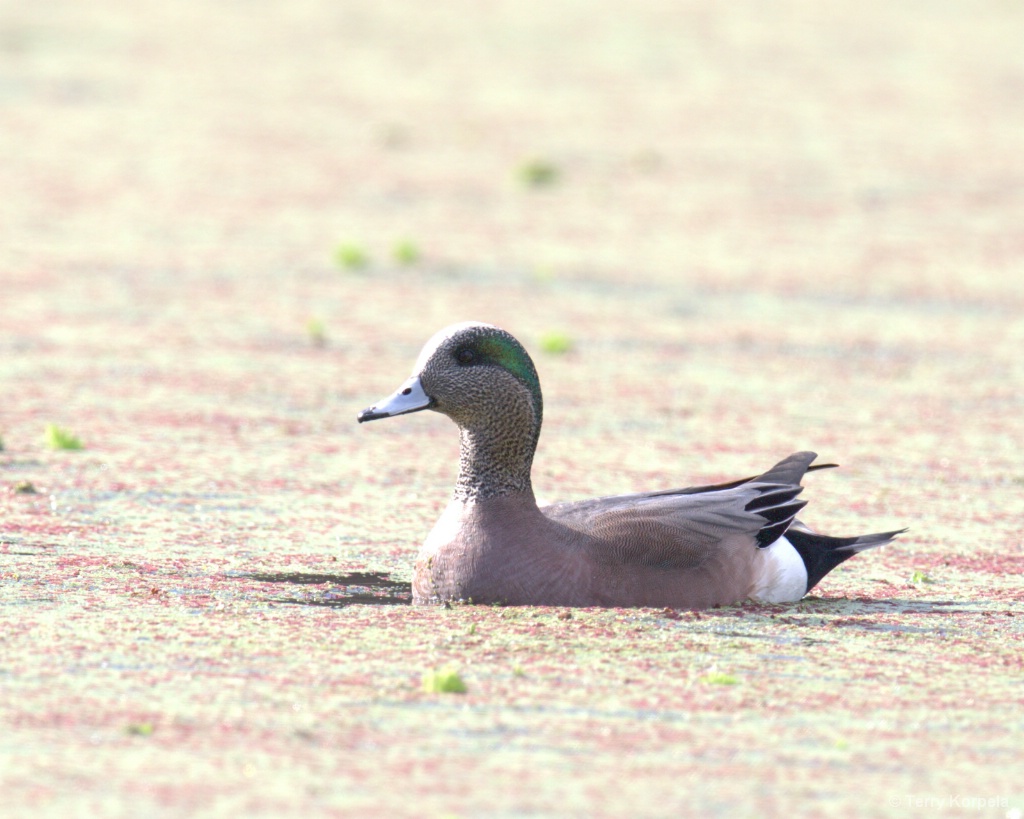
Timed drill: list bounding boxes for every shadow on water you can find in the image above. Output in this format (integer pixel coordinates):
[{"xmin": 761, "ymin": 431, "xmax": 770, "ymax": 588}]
[
  {"xmin": 230, "ymin": 570, "xmax": 412, "ymax": 608},
  {"xmin": 731, "ymin": 596, "xmax": 987, "ymax": 636}
]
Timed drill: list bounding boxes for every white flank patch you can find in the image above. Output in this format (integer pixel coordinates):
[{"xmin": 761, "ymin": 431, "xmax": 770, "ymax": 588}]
[{"xmin": 748, "ymin": 536, "xmax": 808, "ymax": 603}]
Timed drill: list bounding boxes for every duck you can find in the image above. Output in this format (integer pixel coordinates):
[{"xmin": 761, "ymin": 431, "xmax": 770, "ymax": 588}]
[{"xmin": 357, "ymin": 321, "xmax": 905, "ymax": 609}]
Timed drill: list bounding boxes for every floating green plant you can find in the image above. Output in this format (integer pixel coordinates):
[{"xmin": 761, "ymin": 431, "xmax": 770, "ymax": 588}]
[
  {"xmin": 45, "ymin": 424, "xmax": 83, "ymax": 450},
  {"xmin": 393, "ymin": 239, "xmax": 420, "ymax": 265},
  {"xmin": 910, "ymin": 570, "xmax": 934, "ymax": 584},
  {"xmin": 13, "ymin": 481, "xmax": 37, "ymax": 494},
  {"xmin": 539, "ymin": 331, "xmax": 573, "ymax": 355},
  {"xmin": 126, "ymin": 723, "xmax": 154, "ymax": 736},
  {"xmin": 699, "ymin": 672, "xmax": 738, "ymax": 685},
  {"xmin": 306, "ymin": 317, "xmax": 326, "ymax": 347},
  {"xmin": 518, "ymin": 158, "xmax": 559, "ymax": 187},
  {"xmin": 422, "ymin": 667, "xmax": 467, "ymax": 694},
  {"xmin": 334, "ymin": 243, "xmax": 369, "ymax": 271}
]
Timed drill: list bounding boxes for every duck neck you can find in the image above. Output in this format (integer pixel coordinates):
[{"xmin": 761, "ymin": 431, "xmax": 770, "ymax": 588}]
[{"xmin": 453, "ymin": 410, "xmax": 540, "ymax": 503}]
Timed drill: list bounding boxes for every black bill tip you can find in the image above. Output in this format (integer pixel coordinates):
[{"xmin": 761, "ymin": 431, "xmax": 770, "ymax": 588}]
[{"xmin": 357, "ymin": 408, "xmax": 389, "ymax": 423}]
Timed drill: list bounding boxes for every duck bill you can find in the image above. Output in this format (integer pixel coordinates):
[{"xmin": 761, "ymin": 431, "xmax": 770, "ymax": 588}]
[{"xmin": 357, "ymin": 376, "xmax": 435, "ymax": 423}]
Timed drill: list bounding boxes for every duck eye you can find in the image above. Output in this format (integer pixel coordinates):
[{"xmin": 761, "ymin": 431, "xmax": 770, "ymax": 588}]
[{"xmin": 456, "ymin": 348, "xmax": 475, "ymax": 365}]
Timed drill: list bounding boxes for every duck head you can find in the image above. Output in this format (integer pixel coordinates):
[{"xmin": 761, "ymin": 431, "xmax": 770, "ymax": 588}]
[{"xmin": 358, "ymin": 322, "xmax": 544, "ymax": 500}]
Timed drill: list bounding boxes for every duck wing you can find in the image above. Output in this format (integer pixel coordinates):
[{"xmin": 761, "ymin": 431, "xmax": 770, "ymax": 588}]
[{"xmin": 541, "ymin": 451, "xmax": 821, "ymax": 570}]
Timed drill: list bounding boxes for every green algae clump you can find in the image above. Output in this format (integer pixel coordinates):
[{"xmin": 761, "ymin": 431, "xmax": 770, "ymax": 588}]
[
  {"xmin": 45, "ymin": 424, "xmax": 83, "ymax": 450},
  {"xmin": 699, "ymin": 672, "xmax": 739, "ymax": 685},
  {"xmin": 539, "ymin": 331, "xmax": 574, "ymax": 355},
  {"xmin": 334, "ymin": 243, "xmax": 369, "ymax": 271},
  {"xmin": 422, "ymin": 668, "xmax": 467, "ymax": 694}
]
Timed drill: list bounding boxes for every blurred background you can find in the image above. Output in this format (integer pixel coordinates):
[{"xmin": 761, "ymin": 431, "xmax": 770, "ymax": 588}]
[{"xmin": 4, "ymin": 0, "xmax": 1022, "ymax": 293}]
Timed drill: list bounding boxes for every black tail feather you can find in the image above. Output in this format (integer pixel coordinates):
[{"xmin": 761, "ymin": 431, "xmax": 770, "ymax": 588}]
[
  {"xmin": 786, "ymin": 527, "xmax": 907, "ymax": 592},
  {"xmin": 746, "ymin": 488, "xmax": 808, "ymax": 548}
]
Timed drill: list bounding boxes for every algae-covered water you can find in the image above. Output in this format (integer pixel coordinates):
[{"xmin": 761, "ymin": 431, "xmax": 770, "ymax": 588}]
[{"xmin": 2, "ymin": 1, "xmax": 1022, "ymax": 816}]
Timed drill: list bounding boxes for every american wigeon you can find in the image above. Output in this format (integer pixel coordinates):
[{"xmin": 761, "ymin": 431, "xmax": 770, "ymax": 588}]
[{"xmin": 358, "ymin": 322, "xmax": 904, "ymax": 608}]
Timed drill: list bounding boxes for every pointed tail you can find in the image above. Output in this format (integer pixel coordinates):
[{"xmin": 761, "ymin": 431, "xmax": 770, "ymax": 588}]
[{"xmin": 786, "ymin": 526, "xmax": 908, "ymax": 592}]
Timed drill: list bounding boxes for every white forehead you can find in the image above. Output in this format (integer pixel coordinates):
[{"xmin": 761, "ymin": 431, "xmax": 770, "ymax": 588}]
[{"xmin": 413, "ymin": 321, "xmax": 497, "ymax": 371}]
